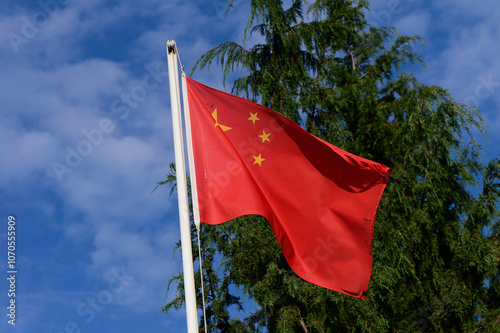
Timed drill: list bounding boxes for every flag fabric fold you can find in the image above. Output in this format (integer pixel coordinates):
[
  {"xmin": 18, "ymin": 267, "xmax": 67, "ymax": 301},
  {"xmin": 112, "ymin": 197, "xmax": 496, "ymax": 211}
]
[{"xmin": 185, "ymin": 77, "xmax": 390, "ymax": 299}]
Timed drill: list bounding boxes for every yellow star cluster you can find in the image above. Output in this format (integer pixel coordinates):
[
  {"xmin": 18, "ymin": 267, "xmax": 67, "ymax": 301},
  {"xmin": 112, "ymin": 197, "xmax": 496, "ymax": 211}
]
[{"xmin": 248, "ymin": 112, "xmax": 270, "ymax": 166}]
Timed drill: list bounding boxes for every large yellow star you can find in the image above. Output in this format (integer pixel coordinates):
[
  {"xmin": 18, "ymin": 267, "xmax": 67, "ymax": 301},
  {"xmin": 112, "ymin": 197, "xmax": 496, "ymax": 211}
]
[
  {"xmin": 258, "ymin": 130, "xmax": 271, "ymax": 143},
  {"xmin": 211, "ymin": 108, "xmax": 232, "ymax": 132},
  {"xmin": 253, "ymin": 153, "xmax": 265, "ymax": 166},
  {"xmin": 248, "ymin": 112, "xmax": 260, "ymax": 124}
]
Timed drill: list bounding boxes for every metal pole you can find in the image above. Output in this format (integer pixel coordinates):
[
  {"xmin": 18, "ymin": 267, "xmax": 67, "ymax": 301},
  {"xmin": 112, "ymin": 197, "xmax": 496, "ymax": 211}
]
[
  {"xmin": 181, "ymin": 73, "xmax": 200, "ymax": 229},
  {"xmin": 182, "ymin": 71, "xmax": 208, "ymax": 333},
  {"xmin": 166, "ymin": 40, "xmax": 198, "ymax": 333}
]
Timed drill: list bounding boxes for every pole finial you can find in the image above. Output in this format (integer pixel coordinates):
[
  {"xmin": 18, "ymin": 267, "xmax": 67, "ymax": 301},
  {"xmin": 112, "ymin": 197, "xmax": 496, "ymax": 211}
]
[{"xmin": 166, "ymin": 40, "xmax": 176, "ymax": 54}]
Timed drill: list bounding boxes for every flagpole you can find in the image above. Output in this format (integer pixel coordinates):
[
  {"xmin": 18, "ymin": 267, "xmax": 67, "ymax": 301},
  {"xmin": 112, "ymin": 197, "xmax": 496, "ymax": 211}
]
[
  {"xmin": 181, "ymin": 72, "xmax": 200, "ymax": 229},
  {"xmin": 166, "ymin": 40, "xmax": 199, "ymax": 333},
  {"xmin": 182, "ymin": 67, "xmax": 209, "ymax": 333}
]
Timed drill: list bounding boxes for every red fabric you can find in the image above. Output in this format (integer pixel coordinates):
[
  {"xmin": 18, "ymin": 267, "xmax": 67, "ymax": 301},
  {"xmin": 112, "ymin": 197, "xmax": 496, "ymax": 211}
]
[{"xmin": 186, "ymin": 77, "xmax": 390, "ymax": 299}]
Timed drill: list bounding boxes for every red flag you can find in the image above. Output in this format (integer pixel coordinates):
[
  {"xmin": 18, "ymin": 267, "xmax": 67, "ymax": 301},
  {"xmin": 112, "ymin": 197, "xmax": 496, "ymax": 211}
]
[{"xmin": 186, "ymin": 77, "xmax": 390, "ymax": 299}]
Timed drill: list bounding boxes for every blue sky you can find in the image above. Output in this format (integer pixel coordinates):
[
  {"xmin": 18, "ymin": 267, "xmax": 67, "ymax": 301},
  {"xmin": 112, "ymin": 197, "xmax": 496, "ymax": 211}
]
[{"xmin": 0, "ymin": 0, "xmax": 499, "ymax": 332}]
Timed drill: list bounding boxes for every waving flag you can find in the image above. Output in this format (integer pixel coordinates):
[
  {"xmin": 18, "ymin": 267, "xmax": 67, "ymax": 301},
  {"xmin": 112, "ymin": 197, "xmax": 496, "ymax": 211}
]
[{"xmin": 186, "ymin": 77, "xmax": 390, "ymax": 299}]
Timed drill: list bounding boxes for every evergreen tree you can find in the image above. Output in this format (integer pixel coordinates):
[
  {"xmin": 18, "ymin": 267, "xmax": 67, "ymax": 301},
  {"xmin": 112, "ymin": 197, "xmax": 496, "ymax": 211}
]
[{"xmin": 161, "ymin": 0, "xmax": 500, "ymax": 331}]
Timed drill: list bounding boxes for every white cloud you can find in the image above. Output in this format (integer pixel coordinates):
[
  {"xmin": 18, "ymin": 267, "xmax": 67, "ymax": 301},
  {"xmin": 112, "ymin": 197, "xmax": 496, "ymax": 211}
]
[
  {"xmin": 51, "ymin": 60, "xmax": 128, "ymax": 104},
  {"xmin": 392, "ymin": 11, "xmax": 430, "ymax": 38},
  {"xmin": 0, "ymin": 123, "xmax": 58, "ymax": 185},
  {"xmin": 433, "ymin": 0, "xmax": 500, "ymax": 22},
  {"xmin": 87, "ymin": 220, "xmax": 180, "ymax": 309},
  {"xmin": 0, "ymin": 60, "xmax": 129, "ymax": 144},
  {"xmin": 416, "ymin": 5, "xmax": 500, "ymax": 139},
  {"xmin": 50, "ymin": 133, "xmax": 180, "ymax": 312},
  {"xmin": 54, "ymin": 134, "xmax": 173, "ymax": 218},
  {"xmin": 0, "ymin": 1, "xmax": 184, "ymax": 322}
]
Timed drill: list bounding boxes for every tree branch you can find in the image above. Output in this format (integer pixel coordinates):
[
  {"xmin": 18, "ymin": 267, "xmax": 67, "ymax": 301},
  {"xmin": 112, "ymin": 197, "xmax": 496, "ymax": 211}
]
[{"xmin": 349, "ymin": 49, "xmax": 356, "ymax": 71}]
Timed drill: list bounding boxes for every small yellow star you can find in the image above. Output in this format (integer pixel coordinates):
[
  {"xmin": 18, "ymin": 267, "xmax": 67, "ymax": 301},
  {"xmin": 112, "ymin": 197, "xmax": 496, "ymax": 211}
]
[
  {"xmin": 258, "ymin": 130, "xmax": 271, "ymax": 143},
  {"xmin": 248, "ymin": 112, "xmax": 260, "ymax": 124},
  {"xmin": 253, "ymin": 153, "xmax": 265, "ymax": 166}
]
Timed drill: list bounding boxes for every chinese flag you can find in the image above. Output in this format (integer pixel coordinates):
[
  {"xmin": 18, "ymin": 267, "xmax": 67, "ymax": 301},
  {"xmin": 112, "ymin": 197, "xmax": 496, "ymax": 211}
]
[{"xmin": 186, "ymin": 77, "xmax": 390, "ymax": 299}]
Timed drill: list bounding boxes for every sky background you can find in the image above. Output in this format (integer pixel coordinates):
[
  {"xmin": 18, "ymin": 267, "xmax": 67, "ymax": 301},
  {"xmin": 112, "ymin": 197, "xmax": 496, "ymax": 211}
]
[{"xmin": 0, "ymin": 0, "xmax": 499, "ymax": 332}]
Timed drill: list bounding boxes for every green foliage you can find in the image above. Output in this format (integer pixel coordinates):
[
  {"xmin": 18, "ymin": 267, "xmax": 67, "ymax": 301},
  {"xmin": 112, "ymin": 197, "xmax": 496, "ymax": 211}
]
[{"xmin": 163, "ymin": 0, "xmax": 500, "ymax": 331}]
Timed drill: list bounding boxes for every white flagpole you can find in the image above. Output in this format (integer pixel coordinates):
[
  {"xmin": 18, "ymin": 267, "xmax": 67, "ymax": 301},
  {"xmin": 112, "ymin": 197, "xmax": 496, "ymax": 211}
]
[
  {"xmin": 166, "ymin": 40, "xmax": 199, "ymax": 333},
  {"xmin": 182, "ymin": 67, "xmax": 209, "ymax": 333},
  {"xmin": 181, "ymin": 72, "xmax": 200, "ymax": 229}
]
